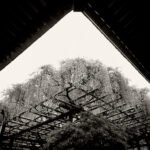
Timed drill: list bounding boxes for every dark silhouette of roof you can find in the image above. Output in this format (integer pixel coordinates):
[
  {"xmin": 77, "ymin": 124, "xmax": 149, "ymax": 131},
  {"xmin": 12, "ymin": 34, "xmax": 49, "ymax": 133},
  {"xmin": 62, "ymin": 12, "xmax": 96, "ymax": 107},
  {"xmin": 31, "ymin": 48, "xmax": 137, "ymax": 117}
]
[{"xmin": 0, "ymin": 0, "xmax": 149, "ymax": 82}]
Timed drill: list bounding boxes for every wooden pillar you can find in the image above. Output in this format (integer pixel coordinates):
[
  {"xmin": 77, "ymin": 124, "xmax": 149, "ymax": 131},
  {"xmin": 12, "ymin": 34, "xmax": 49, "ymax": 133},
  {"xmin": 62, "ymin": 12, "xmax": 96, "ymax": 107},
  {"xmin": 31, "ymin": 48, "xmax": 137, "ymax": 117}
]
[
  {"xmin": 136, "ymin": 139, "xmax": 141, "ymax": 150},
  {"xmin": 0, "ymin": 109, "xmax": 6, "ymax": 143},
  {"xmin": 0, "ymin": 121, "xmax": 6, "ymax": 136},
  {"xmin": 9, "ymin": 138, "xmax": 14, "ymax": 149},
  {"xmin": 145, "ymin": 136, "xmax": 150, "ymax": 150}
]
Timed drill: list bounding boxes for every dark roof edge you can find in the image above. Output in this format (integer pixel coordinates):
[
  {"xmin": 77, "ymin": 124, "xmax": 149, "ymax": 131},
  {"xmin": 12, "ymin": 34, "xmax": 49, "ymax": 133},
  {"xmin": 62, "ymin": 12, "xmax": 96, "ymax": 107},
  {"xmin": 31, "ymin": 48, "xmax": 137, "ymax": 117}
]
[
  {"xmin": 0, "ymin": 2, "xmax": 72, "ymax": 71},
  {"xmin": 82, "ymin": 9, "xmax": 150, "ymax": 84}
]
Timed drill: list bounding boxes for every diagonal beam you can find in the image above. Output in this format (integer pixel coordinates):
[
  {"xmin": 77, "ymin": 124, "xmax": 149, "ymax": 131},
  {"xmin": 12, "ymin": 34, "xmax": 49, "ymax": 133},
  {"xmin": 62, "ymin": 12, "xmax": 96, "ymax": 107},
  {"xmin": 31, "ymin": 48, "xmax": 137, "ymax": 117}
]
[{"xmin": 10, "ymin": 106, "xmax": 83, "ymax": 138}]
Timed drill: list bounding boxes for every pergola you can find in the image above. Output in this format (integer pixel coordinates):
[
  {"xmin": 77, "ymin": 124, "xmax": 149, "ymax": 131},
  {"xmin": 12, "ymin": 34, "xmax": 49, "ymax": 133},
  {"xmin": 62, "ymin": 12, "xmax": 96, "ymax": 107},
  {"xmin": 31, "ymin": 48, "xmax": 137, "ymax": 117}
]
[{"xmin": 0, "ymin": 84, "xmax": 149, "ymax": 149}]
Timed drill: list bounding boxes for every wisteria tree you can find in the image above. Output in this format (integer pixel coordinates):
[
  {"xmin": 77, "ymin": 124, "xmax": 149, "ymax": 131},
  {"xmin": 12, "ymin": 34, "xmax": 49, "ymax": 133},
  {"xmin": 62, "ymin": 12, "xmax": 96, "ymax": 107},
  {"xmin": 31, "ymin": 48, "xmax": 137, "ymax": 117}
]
[
  {"xmin": 1, "ymin": 58, "xmax": 150, "ymax": 119},
  {"xmin": 0, "ymin": 58, "xmax": 150, "ymax": 149}
]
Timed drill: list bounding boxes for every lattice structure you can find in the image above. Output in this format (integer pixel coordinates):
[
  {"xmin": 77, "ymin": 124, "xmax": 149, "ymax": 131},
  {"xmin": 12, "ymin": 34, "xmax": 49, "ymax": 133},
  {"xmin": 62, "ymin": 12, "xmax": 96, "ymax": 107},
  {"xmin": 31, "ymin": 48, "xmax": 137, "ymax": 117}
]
[{"xmin": 0, "ymin": 85, "xmax": 150, "ymax": 149}]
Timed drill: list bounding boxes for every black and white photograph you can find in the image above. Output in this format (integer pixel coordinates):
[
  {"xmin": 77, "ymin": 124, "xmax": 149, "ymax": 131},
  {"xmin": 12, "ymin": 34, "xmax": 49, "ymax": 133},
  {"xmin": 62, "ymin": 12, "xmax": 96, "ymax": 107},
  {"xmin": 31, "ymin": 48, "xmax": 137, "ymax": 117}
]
[{"xmin": 0, "ymin": 0, "xmax": 149, "ymax": 150}]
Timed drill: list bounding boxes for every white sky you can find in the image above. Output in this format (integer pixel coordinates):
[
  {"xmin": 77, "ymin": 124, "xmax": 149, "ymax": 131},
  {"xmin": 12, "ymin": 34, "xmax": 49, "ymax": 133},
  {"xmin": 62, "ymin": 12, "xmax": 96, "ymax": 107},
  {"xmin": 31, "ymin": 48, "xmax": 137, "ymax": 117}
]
[{"xmin": 0, "ymin": 12, "xmax": 150, "ymax": 99}]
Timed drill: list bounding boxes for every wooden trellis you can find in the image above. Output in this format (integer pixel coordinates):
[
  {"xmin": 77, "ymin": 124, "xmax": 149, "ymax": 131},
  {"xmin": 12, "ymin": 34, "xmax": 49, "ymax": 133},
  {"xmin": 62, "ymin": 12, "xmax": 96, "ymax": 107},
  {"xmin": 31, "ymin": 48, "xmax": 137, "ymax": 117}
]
[{"xmin": 0, "ymin": 85, "xmax": 150, "ymax": 149}]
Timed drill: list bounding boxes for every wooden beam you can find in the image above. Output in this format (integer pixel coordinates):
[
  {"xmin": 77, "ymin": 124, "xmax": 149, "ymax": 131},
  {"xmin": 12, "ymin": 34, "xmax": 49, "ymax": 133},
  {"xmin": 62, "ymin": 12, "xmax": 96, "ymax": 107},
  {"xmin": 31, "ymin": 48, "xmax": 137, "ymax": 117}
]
[{"xmin": 10, "ymin": 107, "xmax": 83, "ymax": 138}]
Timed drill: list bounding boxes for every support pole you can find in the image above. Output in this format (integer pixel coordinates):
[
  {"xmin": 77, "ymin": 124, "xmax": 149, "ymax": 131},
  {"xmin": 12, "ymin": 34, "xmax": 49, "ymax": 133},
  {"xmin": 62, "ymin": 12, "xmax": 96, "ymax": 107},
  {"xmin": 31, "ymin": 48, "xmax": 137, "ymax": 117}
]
[
  {"xmin": 0, "ymin": 109, "xmax": 6, "ymax": 143},
  {"xmin": 145, "ymin": 135, "xmax": 150, "ymax": 150},
  {"xmin": 9, "ymin": 138, "xmax": 14, "ymax": 150},
  {"xmin": 136, "ymin": 139, "xmax": 141, "ymax": 150}
]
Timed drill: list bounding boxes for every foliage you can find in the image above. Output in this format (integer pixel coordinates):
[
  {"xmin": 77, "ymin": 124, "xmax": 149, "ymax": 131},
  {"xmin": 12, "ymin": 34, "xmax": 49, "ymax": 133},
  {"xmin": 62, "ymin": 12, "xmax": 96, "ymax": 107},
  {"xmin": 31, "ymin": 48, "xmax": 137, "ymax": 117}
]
[
  {"xmin": 1, "ymin": 58, "xmax": 150, "ymax": 122},
  {"xmin": 108, "ymin": 68, "xmax": 132, "ymax": 103},
  {"xmin": 44, "ymin": 112, "xmax": 127, "ymax": 150},
  {"xmin": 60, "ymin": 59, "xmax": 111, "ymax": 93},
  {"xmin": 1, "ymin": 59, "xmax": 112, "ymax": 117},
  {"xmin": 0, "ymin": 58, "xmax": 150, "ymax": 150}
]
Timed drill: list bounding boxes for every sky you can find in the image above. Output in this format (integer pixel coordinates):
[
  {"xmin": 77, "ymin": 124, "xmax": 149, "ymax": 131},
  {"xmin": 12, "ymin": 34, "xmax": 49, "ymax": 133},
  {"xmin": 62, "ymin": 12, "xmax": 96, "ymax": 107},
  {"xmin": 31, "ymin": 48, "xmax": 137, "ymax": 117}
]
[{"xmin": 0, "ymin": 12, "xmax": 150, "ymax": 99}]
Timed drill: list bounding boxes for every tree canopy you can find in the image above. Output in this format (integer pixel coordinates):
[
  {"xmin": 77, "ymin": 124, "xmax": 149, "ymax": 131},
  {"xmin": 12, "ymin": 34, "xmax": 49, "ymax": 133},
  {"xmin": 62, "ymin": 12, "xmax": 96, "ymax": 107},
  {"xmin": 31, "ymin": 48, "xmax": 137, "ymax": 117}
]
[
  {"xmin": 0, "ymin": 58, "xmax": 150, "ymax": 149},
  {"xmin": 44, "ymin": 112, "xmax": 127, "ymax": 150},
  {"xmin": 1, "ymin": 58, "xmax": 149, "ymax": 119}
]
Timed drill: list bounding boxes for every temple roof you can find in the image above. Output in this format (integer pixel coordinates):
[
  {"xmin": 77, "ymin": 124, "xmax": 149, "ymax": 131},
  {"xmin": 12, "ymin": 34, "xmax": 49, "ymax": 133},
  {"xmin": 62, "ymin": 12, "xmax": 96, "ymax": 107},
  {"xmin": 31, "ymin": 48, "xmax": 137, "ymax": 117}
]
[{"xmin": 0, "ymin": 0, "xmax": 149, "ymax": 82}]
